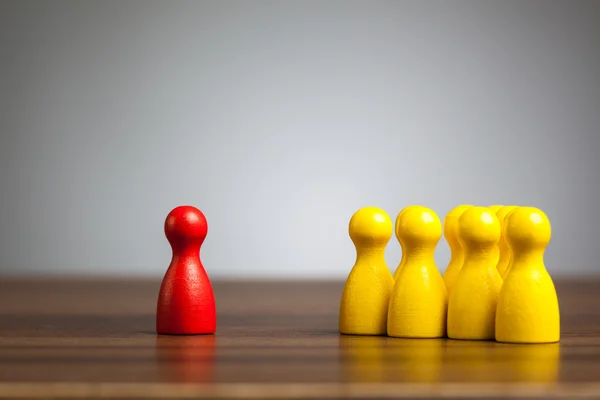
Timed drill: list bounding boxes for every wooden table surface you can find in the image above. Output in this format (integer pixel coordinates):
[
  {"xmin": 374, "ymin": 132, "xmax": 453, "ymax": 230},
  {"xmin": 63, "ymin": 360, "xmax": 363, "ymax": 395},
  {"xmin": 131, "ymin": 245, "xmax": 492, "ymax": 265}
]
[{"xmin": 0, "ymin": 279, "xmax": 599, "ymax": 399}]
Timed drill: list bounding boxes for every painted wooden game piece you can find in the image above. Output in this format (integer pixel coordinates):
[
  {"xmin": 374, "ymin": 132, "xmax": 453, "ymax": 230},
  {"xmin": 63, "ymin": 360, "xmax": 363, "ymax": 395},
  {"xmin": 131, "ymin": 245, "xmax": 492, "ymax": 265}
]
[
  {"xmin": 156, "ymin": 205, "xmax": 216, "ymax": 335},
  {"xmin": 488, "ymin": 205, "xmax": 503, "ymax": 214},
  {"xmin": 495, "ymin": 205, "xmax": 518, "ymax": 278},
  {"xmin": 499, "ymin": 207, "xmax": 520, "ymax": 279},
  {"xmin": 339, "ymin": 207, "xmax": 394, "ymax": 336},
  {"xmin": 393, "ymin": 205, "xmax": 419, "ymax": 280},
  {"xmin": 442, "ymin": 204, "xmax": 472, "ymax": 295},
  {"xmin": 496, "ymin": 207, "xmax": 560, "ymax": 343},
  {"xmin": 388, "ymin": 206, "xmax": 447, "ymax": 338},
  {"xmin": 447, "ymin": 207, "xmax": 502, "ymax": 340}
]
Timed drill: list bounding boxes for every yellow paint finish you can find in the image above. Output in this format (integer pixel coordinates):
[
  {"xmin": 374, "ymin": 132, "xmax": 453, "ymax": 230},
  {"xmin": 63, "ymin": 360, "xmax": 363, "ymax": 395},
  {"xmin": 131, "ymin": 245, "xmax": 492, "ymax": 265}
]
[
  {"xmin": 488, "ymin": 205, "xmax": 503, "ymax": 214},
  {"xmin": 499, "ymin": 207, "xmax": 520, "ymax": 278},
  {"xmin": 496, "ymin": 207, "xmax": 560, "ymax": 344},
  {"xmin": 495, "ymin": 205, "xmax": 518, "ymax": 278},
  {"xmin": 393, "ymin": 205, "xmax": 419, "ymax": 280},
  {"xmin": 388, "ymin": 206, "xmax": 447, "ymax": 338},
  {"xmin": 339, "ymin": 207, "xmax": 394, "ymax": 336},
  {"xmin": 442, "ymin": 205, "xmax": 472, "ymax": 295},
  {"xmin": 447, "ymin": 207, "xmax": 503, "ymax": 340}
]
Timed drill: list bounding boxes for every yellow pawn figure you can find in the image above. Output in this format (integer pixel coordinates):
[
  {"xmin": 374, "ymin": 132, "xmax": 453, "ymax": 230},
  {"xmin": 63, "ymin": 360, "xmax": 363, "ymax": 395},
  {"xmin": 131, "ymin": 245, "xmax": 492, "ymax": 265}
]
[
  {"xmin": 340, "ymin": 207, "xmax": 395, "ymax": 335},
  {"xmin": 388, "ymin": 206, "xmax": 447, "ymax": 338},
  {"xmin": 393, "ymin": 205, "xmax": 419, "ymax": 280},
  {"xmin": 488, "ymin": 205, "xmax": 503, "ymax": 214},
  {"xmin": 495, "ymin": 205, "xmax": 518, "ymax": 278},
  {"xmin": 496, "ymin": 207, "xmax": 560, "ymax": 344},
  {"xmin": 500, "ymin": 207, "xmax": 520, "ymax": 279},
  {"xmin": 447, "ymin": 207, "xmax": 503, "ymax": 340},
  {"xmin": 442, "ymin": 205, "xmax": 472, "ymax": 295}
]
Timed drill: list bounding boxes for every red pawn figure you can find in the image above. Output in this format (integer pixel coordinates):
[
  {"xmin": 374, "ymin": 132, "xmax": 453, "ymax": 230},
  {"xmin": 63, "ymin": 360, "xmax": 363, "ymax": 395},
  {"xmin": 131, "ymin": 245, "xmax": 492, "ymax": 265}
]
[{"xmin": 156, "ymin": 205, "xmax": 216, "ymax": 335}]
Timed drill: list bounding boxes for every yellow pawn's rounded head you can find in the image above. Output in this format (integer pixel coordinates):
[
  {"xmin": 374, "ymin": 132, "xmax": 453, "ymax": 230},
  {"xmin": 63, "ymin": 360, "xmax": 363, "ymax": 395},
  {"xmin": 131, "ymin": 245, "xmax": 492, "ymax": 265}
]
[
  {"xmin": 488, "ymin": 205, "xmax": 503, "ymax": 214},
  {"xmin": 395, "ymin": 205, "xmax": 419, "ymax": 242},
  {"xmin": 496, "ymin": 205, "xmax": 518, "ymax": 223},
  {"xmin": 396, "ymin": 206, "xmax": 442, "ymax": 246},
  {"xmin": 443, "ymin": 204, "xmax": 472, "ymax": 240},
  {"xmin": 458, "ymin": 206, "xmax": 501, "ymax": 246},
  {"xmin": 505, "ymin": 207, "xmax": 551, "ymax": 250},
  {"xmin": 349, "ymin": 207, "xmax": 393, "ymax": 246}
]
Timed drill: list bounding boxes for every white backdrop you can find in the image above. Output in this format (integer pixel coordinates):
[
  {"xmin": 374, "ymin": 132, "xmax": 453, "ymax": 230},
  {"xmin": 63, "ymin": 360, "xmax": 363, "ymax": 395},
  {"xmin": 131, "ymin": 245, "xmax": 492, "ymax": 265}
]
[{"xmin": 1, "ymin": 0, "xmax": 599, "ymax": 278}]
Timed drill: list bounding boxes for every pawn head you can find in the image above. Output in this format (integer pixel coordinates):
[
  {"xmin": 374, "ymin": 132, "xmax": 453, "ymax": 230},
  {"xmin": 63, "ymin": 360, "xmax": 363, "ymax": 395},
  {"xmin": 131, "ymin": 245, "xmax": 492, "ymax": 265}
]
[
  {"xmin": 164, "ymin": 205, "xmax": 208, "ymax": 247},
  {"xmin": 488, "ymin": 205, "xmax": 503, "ymax": 214},
  {"xmin": 496, "ymin": 205, "xmax": 518, "ymax": 236},
  {"xmin": 505, "ymin": 207, "xmax": 551, "ymax": 251},
  {"xmin": 443, "ymin": 204, "xmax": 472, "ymax": 241},
  {"xmin": 458, "ymin": 206, "xmax": 501, "ymax": 247},
  {"xmin": 349, "ymin": 206, "xmax": 392, "ymax": 246},
  {"xmin": 496, "ymin": 205, "xmax": 518, "ymax": 224},
  {"xmin": 395, "ymin": 206, "xmax": 442, "ymax": 246},
  {"xmin": 397, "ymin": 205, "xmax": 419, "ymax": 220}
]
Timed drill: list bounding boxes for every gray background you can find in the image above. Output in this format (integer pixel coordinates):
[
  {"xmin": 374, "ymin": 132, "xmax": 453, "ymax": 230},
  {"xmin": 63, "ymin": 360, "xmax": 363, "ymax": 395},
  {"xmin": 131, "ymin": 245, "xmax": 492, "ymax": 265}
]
[{"xmin": 1, "ymin": 0, "xmax": 599, "ymax": 279}]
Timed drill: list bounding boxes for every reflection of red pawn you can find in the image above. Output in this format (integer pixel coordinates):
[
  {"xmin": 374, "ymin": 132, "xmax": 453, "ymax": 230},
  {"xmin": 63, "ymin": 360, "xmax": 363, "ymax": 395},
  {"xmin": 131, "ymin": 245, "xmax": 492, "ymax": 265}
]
[{"xmin": 156, "ymin": 205, "xmax": 216, "ymax": 335}]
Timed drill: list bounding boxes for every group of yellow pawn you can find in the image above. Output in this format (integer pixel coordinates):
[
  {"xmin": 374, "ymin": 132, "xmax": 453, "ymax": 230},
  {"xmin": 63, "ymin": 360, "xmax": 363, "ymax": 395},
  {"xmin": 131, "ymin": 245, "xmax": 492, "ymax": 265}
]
[{"xmin": 339, "ymin": 204, "xmax": 560, "ymax": 344}]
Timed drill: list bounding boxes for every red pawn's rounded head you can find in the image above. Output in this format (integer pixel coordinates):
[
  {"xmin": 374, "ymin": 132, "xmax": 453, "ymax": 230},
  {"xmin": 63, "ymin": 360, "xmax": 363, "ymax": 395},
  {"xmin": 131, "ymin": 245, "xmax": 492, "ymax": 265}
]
[{"xmin": 164, "ymin": 205, "xmax": 208, "ymax": 250}]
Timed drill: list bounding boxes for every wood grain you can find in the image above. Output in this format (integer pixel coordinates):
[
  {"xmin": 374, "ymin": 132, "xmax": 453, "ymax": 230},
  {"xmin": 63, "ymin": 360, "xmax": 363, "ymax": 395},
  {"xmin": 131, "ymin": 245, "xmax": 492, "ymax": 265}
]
[{"xmin": 0, "ymin": 279, "xmax": 599, "ymax": 399}]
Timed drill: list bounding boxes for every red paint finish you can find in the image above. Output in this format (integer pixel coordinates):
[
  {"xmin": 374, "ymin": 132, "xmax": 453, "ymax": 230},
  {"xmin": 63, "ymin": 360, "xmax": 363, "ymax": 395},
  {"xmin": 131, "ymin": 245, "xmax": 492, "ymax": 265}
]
[{"xmin": 156, "ymin": 206, "xmax": 216, "ymax": 335}]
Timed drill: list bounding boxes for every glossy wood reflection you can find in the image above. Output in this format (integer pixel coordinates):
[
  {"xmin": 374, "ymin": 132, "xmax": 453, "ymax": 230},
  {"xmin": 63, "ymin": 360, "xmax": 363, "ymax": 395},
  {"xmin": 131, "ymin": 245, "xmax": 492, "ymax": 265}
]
[
  {"xmin": 0, "ymin": 279, "xmax": 599, "ymax": 398},
  {"xmin": 156, "ymin": 335, "xmax": 216, "ymax": 383}
]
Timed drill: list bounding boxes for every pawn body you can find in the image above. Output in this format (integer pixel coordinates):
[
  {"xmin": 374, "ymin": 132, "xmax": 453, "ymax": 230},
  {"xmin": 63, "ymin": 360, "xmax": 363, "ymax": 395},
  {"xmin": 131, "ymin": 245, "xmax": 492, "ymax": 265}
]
[
  {"xmin": 495, "ymin": 206, "xmax": 517, "ymax": 278},
  {"xmin": 393, "ymin": 205, "xmax": 418, "ymax": 280},
  {"xmin": 157, "ymin": 206, "xmax": 216, "ymax": 335},
  {"xmin": 340, "ymin": 207, "xmax": 395, "ymax": 335},
  {"xmin": 447, "ymin": 207, "xmax": 502, "ymax": 340},
  {"xmin": 388, "ymin": 206, "xmax": 447, "ymax": 338},
  {"xmin": 496, "ymin": 207, "xmax": 560, "ymax": 343},
  {"xmin": 442, "ymin": 205, "xmax": 472, "ymax": 295}
]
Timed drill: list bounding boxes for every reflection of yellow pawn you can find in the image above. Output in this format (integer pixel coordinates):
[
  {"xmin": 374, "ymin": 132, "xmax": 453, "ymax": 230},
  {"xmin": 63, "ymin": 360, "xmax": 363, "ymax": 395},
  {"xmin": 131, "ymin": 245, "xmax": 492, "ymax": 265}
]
[
  {"xmin": 393, "ymin": 205, "xmax": 418, "ymax": 280},
  {"xmin": 503, "ymin": 344, "xmax": 560, "ymax": 382},
  {"xmin": 442, "ymin": 205, "xmax": 472, "ymax": 295},
  {"xmin": 441, "ymin": 340, "xmax": 496, "ymax": 382},
  {"xmin": 386, "ymin": 339, "xmax": 443, "ymax": 382},
  {"xmin": 339, "ymin": 336, "xmax": 386, "ymax": 383},
  {"xmin": 448, "ymin": 207, "xmax": 503, "ymax": 340},
  {"xmin": 340, "ymin": 207, "xmax": 394, "ymax": 335},
  {"xmin": 495, "ymin": 206, "xmax": 518, "ymax": 278},
  {"xmin": 496, "ymin": 207, "xmax": 560, "ymax": 343},
  {"xmin": 388, "ymin": 206, "xmax": 447, "ymax": 338}
]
